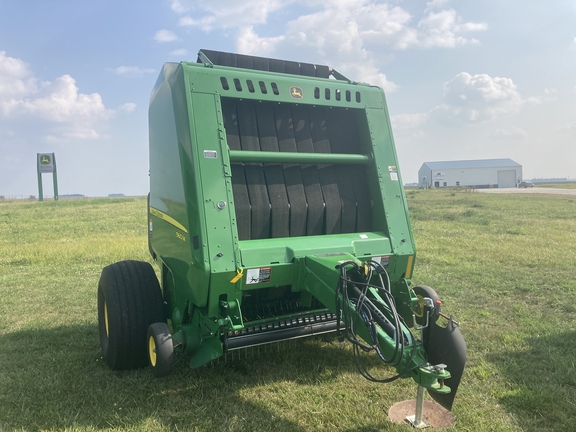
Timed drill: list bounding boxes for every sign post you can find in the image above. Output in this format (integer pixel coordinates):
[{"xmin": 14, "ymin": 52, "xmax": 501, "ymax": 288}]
[{"xmin": 37, "ymin": 153, "xmax": 59, "ymax": 202}]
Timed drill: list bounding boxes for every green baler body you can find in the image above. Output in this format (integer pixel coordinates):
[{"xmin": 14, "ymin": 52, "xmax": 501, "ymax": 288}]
[{"xmin": 148, "ymin": 50, "xmax": 421, "ymax": 369}]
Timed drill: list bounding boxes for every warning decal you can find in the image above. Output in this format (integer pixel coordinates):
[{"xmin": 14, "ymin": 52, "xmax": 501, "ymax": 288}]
[{"xmin": 246, "ymin": 267, "xmax": 272, "ymax": 284}]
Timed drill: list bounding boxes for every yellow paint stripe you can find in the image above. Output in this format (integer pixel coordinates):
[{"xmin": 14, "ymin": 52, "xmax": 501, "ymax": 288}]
[
  {"xmin": 405, "ymin": 255, "xmax": 414, "ymax": 279},
  {"xmin": 149, "ymin": 207, "xmax": 188, "ymax": 233}
]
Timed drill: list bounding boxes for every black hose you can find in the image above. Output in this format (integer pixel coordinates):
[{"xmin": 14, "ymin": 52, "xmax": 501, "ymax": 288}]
[{"xmin": 335, "ymin": 260, "xmax": 417, "ymax": 383}]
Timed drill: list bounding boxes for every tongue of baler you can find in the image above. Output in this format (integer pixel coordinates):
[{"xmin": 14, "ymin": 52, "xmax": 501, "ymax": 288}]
[{"xmin": 301, "ymin": 254, "xmax": 465, "ymax": 408}]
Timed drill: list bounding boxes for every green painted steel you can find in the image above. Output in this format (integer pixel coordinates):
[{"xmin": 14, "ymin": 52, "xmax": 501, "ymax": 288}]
[
  {"xmin": 229, "ymin": 150, "xmax": 371, "ymax": 164},
  {"xmin": 145, "ymin": 50, "xmax": 458, "ymax": 397}
]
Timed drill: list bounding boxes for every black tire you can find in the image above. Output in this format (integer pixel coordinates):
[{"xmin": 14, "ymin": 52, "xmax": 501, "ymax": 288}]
[
  {"xmin": 148, "ymin": 322, "xmax": 174, "ymax": 378},
  {"xmin": 97, "ymin": 260, "xmax": 165, "ymax": 370},
  {"xmin": 412, "ymin": 285, "xmax": 441, "ymax": 326}
]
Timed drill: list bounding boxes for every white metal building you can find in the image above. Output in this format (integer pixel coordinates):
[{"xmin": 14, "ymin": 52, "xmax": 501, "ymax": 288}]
[{"xmin": 418, "ymin": 159, "xmax": 522, "ymax": 189}]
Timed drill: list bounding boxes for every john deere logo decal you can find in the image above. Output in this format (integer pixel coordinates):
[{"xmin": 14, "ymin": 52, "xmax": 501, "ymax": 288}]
[
  {"xmin": 40, "ymin": 155, "xmax": 51, "ymax": 165},
  {"xmin": 290, "ymin": 86, "xmax": 303, "ymax": 99}
]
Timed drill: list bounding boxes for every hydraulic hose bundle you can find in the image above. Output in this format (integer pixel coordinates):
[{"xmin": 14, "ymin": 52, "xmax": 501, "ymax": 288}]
[{"xmin": 335, "ymin": 260, "xmax": 423, "ymax": 383}]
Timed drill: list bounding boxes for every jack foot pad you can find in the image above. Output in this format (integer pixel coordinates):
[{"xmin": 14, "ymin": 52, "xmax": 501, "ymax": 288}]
[{"xmin": 388, "ymin": 400, "xmax": 455, "ymax": 429}]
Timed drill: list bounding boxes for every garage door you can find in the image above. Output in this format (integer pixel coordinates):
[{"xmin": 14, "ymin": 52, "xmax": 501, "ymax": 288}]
[{"xmin": 498, "ymin": 170, "xmax": 516, "ymax": 188}]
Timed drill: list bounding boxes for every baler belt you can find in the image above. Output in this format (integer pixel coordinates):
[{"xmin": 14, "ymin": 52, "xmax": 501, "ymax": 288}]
[
  {"xmin": 199, "ymin": 49, "xmax": 330, "ymax": 78},
  {"xmin": 222, "ymin": 99, "xmax": 372, "ymax": 240},
  {"xmin": 255, "ymin": 104, "xmax": 290, "ymax": 238},
  {"xmin": 324, "ymin": 110, "xmax": 358, "ymax": 233},
  {"xmin": 237, "ymin": 103, "xmax": 271, "ymax": 239},
  {"xmin": 275, "ymin": 104, "xmax": 308, "ymax": 237},
  {"xmin": 326, "ymin": 109, "xmax": 373, "ymax": 232},
  {"xmin": 222, "ymin": 98, "xmax": 252, "ymax": 240},
  {"xmin": 291, "ymin": 105, "xmax": 325, "ymax": 235},
  {"xmin": 308, "ymin": 109, "xmax": 342, "ymax": 234}
]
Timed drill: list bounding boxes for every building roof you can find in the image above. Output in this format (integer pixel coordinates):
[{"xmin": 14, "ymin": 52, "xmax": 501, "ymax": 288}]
[{"xmin": 421, "ymin": 158, "xmax": 521, "ymax": 171}]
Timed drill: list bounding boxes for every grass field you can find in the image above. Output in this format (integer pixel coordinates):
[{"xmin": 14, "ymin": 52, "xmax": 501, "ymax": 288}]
[
  {"xmin": 534, "ymin": 182, "xmax": 576, "ymax": 189},
  {"xmin": 1, "ymin": 191, "xmax": 575, "ymax": 431}
]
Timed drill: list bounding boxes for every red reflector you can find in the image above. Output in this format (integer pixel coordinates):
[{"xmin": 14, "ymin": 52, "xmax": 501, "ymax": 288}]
[{"xmin": 436, "ymin": 300, "xmax": 442, "ymax": 306}]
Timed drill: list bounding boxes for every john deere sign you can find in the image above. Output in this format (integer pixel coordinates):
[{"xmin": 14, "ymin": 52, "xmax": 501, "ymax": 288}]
[
  {"xmin": 37, "ymin": 153, "xmax": 59, "ymax": 201},
  {"xmin": 38, "ymin": 153, "xmax": 54, "ymax": 173}
]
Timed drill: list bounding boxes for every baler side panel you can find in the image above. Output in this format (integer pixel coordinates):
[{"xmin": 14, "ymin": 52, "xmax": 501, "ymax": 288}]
[
  {"xmin": 149, "ymin": 63, "xmax": 212, "ymax": 318},
  {"xmin": 149, "ymin": 65, "xmax": 199, "ymax": 319}
]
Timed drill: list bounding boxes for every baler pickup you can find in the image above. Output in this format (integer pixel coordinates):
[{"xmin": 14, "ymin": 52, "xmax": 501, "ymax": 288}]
[{"xmin": 97, "ymin": 49, "xmax": 466, "ymax": 423}]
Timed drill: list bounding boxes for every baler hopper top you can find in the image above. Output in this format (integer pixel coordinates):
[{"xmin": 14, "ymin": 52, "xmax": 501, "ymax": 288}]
[{"xmin": 98, "ymin": 49, "xmax": 466, "ymax": 423}]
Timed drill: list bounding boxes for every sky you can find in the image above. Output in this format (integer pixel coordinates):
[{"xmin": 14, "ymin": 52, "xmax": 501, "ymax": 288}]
[{"xmin": 1, "ymin": 0, "xmax": 575, "ymax": 197}]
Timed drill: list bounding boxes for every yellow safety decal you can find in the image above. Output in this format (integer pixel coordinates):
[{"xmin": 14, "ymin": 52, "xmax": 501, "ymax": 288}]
[
  {"xmin": 405, "ymin": 255, "xmax": 414, "ymax": 279},
  {"xmin": 230, "ymin": 268, "xmax": 244, "ymax": 283},
  {"xmin": 149, "ymin": 207, "xmax": 188, "ymax": 233}
]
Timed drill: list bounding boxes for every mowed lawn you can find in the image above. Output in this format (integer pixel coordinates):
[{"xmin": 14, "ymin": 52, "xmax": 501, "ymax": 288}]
[{"xmin": 0, "ymin": 191, "xmax": 575, "ymax": 431}]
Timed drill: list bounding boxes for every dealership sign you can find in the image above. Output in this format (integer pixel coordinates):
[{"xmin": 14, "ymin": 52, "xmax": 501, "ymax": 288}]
[{"xmin": 38, "ymin": 153, "xmax": 55, "ymax": 173}]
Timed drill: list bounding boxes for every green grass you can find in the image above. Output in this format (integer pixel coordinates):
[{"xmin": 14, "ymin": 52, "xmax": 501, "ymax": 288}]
[
  {"xmin": 534, "ymin": 182, "xmax": 576, "ymax": 189},
  {"xmin": 1, "ymin": 193, "xmax": 575, "ymax": 431}
]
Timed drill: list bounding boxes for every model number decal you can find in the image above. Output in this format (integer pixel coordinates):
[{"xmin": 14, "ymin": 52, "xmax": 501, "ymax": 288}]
[
  {"xmin": 149, "ymin": 206, "xmax": 189, "ymax": 233},
  {"xmin": 176, "ymin": 232, "xmax": 186, "ymax": 242}
]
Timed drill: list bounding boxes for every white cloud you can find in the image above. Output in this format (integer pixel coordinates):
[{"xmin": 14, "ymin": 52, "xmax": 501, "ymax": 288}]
[
  {"xmin": 0, "ymin": 52, "xmax": 132, "ymax": 142},
  {"xmin": 170, "ymin": 1, "xmax": 485, "ymax": 93},
  {"xmin": 177, "ymin": 16, "xmax": 194, "ymax": 26},
  {"xmin": 418, "ymin": 9, "xmax": 487, "ymax": 48},
  {"xmin": 153, "ymin": 29, "xmax": 180, "ymax": 43},
  {"xmin": 177, "ymin": 1, "xmax": 485, "ymax": 52},
  {"xmin": 426, "ymin": 0, "xmax": 450, "ymax": 8},
  {"xmin": 107, "ymin": 66, "xmax": 156, "ymax": 77},
  {"xmin": 430, "ymin": 72, "xmax": 529, "ymax": 126},
  {"xmin": 21, "ymin": 75, "xmax": 109, "ymax": 124},
  {"xmin": 391, "ymin": 112, "xmax": 430, "ymax": 130},
  {"xmin": 340, "ymin": 61, "xmax": 398, "ymax": 92},
  {"xmin": 177, "ymin": 0, "xmax": 289, "ymax": 31},
  {"xmin": 167, "ymin": 0, "xmax": 190, "ymax": 14},
  {"xmin": 119, "ymin": 102, "xmax": 137, "ymax": 113},
  {"xmin": 393, "ymin": 72, "xmax": 536, "ymax": 131},
  {"xmin": 169, "ymin": 49, "xmax": 189, "ymax": 57},
  {"xmin": 0, "ymin": 51, "xmax": 37, "ymax": 114},
  {"xmin": 488, "ymin": 127, "xmax": 528, "ymax": 140},
  {"xmin": 232, "ymin": 2, "xmax": 418, "ymax": 53},
  {"xmin": 236, "ymin": 26, "xmax": 286, "ymax": 57}
]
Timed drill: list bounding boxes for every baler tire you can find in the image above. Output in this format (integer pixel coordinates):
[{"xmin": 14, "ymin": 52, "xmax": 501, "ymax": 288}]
[
  {"xmin": 97, "ymin": 260, "xmax": 165, "ymax": 370},
  {"xmin": 147, "ymin": 322, "xmax": 174, "ymax": 378},
  {"xmin": 413, "ymin": 285, "xmax": 441, "ymax": 326}
]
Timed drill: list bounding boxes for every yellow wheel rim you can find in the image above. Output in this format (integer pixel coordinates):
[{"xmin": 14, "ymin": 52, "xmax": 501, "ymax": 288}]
[
  {"xmin": 413, "ymin": 295, "xmax": 425, "ymax": 318},
  {"xmin": 149, "ymin": 336, "xmax": 157, "ymax": 367},
  {"xmin": 104, "ymin": 301, "xmax": 110, "ymax": 337}
]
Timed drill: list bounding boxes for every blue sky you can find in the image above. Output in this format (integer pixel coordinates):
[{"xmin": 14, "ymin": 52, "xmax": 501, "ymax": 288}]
[{"xmin": 1, "ymin": 0, "xmax": 575, "ymax": 197}]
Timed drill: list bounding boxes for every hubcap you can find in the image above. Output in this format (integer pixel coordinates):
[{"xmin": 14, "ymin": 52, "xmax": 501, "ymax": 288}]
[
  {"xmin": 149, "ymin": 336, "xmax": 157, "ymax": 367},
  {"xmin": 414, "ymin": 295, "xmax": 425, "ymax": 318},
  {"xmin": 104, "ymin": 301, "xmax": 110, "ymax": 337}
]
